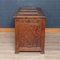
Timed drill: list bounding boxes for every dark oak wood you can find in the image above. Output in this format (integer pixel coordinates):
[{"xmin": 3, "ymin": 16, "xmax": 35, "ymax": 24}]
[{"xmin": 14, "ymin": 8, "xmax": 45, "ymax": 53}]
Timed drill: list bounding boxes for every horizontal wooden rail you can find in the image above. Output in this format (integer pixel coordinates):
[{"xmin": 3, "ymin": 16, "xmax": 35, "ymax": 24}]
[{"xmin": 0, "ymin": 28, "xmax": 60, "ymax": 32}]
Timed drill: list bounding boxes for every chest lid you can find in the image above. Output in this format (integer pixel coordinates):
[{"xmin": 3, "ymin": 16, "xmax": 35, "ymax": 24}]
[{"xmin": 14, "ymin": 7, "xmax": 45, "ymax": 19}]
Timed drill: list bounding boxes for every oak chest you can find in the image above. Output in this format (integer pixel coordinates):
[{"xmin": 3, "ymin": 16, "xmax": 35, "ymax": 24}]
[{"xmin": 14, "ymin": 8, "xmax": 45, "ymax": 53}]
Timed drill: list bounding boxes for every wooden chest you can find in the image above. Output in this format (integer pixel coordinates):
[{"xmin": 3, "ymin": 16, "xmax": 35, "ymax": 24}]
[{"xmin": 14, "ymin": 8, "xmax": 45, "ymax": 53}]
